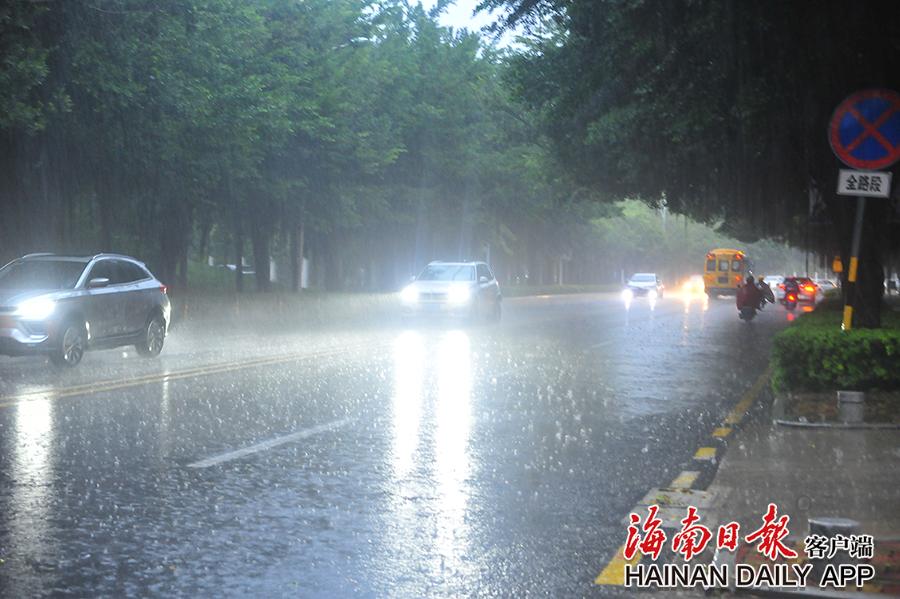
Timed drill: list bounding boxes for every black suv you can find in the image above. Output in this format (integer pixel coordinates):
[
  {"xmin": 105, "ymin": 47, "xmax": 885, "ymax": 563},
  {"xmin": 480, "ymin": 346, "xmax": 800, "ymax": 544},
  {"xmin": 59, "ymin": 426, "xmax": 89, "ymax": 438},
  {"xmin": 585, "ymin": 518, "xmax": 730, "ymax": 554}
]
[{"xmin": 0, "ymin": 253, "xmax": 171, "ymax": 367}]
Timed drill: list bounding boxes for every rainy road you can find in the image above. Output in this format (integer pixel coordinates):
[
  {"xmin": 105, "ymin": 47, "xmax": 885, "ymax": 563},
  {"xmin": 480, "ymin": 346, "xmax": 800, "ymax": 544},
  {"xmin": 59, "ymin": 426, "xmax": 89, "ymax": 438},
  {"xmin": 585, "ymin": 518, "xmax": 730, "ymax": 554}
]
[{"xmin": 0, "ymin": 292, "xmax": 792, "ymax": 597}]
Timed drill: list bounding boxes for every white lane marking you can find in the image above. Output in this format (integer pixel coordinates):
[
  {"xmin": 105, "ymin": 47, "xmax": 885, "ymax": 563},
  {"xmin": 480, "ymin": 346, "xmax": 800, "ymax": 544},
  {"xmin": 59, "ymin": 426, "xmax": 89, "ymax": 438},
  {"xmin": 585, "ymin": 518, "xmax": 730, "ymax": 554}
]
[
  {"xmin": 187, "ymin": 417, "xmax": 352, "ymax": 469},
  {"xmin": 591, "ymin": 340, "xmax": 612, "ymax": 349}
]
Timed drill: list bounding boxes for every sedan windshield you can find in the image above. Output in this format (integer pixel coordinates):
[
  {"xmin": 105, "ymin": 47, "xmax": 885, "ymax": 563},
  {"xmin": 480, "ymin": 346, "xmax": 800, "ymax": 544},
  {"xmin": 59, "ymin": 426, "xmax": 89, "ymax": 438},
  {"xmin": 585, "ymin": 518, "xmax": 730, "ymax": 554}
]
[
  {"xmin": 0, "ymin": 260, "xmax": 86, "ymax": 290},
  {"xmin": 417, "ymin": 264, "xmax": 476, "ymax": 282}
]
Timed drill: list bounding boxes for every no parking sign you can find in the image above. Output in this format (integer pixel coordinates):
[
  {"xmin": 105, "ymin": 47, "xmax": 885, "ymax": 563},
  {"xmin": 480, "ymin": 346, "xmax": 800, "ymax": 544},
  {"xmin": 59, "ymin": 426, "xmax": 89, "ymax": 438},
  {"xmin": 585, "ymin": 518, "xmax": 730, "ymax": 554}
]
[{"xmin": 829, "ymin": 89, "xmax": 900, "ymax": 170}]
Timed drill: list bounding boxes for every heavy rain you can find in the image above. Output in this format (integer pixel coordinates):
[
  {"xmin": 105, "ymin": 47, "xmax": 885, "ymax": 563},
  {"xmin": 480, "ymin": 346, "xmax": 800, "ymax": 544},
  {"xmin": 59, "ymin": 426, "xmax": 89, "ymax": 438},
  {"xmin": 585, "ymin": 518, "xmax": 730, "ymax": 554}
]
[{"xmin": 1, "ymin": 1, "xmax": 899, "ymax": 597}]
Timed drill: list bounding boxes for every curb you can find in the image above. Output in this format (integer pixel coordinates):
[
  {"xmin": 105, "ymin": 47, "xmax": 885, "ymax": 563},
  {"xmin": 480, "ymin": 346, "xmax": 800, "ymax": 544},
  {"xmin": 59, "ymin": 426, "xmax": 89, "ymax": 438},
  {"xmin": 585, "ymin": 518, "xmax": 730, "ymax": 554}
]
[{"xmin": 773, "ymin": 419, "xmax": 900, "ymax": 430}]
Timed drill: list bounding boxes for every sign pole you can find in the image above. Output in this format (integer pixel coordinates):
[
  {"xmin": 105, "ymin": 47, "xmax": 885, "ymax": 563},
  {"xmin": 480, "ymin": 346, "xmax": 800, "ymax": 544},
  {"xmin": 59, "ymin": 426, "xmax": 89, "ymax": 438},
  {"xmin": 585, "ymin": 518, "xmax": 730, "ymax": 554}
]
[
  {"xmin": 842, "ymin": 196, "xmax": 867, "ymax": 331},
  {"xmin": 829, "ymin": 89, "xmax": 900, "ymax": 330}
]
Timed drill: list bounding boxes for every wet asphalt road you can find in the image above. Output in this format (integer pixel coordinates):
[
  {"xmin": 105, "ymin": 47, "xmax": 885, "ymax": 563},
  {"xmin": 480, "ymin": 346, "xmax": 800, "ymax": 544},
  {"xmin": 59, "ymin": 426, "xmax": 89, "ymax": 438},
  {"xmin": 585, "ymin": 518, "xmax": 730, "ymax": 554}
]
[{"xmin": 0, "ymin": 292, "xmax": 794, "ymax": 597}]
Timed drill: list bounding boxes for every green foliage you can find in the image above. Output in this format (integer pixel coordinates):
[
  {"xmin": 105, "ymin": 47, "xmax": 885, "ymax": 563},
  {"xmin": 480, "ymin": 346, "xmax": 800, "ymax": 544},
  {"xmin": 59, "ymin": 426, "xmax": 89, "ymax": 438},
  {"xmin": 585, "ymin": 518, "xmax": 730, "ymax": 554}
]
[
  {"xmin": 0, "ymin": 0, "xmax": 821, "ymax": 295},
  {"xmin": 488, "ymin": 0, "xmax": 900, "ymax": 248},
  {"xmin": 772, "ymin": 303, "xmax": 900, "ymax": 392}
]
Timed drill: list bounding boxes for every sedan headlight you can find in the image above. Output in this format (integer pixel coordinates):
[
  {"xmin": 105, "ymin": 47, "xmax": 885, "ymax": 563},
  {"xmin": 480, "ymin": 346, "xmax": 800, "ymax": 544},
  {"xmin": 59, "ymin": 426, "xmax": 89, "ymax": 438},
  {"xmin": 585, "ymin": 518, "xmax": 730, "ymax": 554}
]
[
  {"xmin": 647, "ymin": 289, "xmax": 658, "ymax": 300},
  {"xmin": 400, "ymin": 285, "xmax": 419, "ymax": 304},
  {"xmin": 621, "ymin": 288, "xmax": 634, "ymax": 301},
  {"xmin": 15, "ymin": 297, "xmax": 56, "ymax": 320},
  {"xmin": 447, "ymin": 284, "xmax": 472, "ymax": 304}
]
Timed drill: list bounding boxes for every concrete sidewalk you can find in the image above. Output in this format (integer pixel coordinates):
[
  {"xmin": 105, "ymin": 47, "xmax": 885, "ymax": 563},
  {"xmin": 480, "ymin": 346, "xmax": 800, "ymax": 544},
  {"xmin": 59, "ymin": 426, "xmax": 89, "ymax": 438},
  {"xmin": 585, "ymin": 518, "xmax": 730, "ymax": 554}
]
[{"xmin": 704, "ymin": 408, "xmax": 900, "ymax": 596}]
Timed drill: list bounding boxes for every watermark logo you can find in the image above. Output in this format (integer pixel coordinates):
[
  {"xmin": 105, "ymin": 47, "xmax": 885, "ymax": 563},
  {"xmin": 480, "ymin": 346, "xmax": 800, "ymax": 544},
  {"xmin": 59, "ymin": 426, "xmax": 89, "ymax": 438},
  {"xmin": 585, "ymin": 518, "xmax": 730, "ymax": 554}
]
[{"xmin": 622, "ymin": 503, "xmax": 876, "ymax": 590}]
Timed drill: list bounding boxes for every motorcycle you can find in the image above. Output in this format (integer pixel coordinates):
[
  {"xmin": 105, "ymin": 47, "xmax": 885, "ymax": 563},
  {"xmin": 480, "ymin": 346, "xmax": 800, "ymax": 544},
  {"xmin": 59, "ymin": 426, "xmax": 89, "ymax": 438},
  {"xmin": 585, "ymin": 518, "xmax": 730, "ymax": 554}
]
[
  {"xmin": 783, "ymin": 290, "xmax": 798, "ymax": 311},
  {"xmin": 739, "ymin": 305, "xmax": 758, "ymax": 321}
]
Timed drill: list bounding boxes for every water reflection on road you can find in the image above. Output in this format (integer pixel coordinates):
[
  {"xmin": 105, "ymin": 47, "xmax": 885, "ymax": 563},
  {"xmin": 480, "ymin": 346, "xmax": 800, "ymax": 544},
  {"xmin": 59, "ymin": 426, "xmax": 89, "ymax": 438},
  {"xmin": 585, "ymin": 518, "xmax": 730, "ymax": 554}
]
[
  {"xmin": 386, "ymin": 329, "xmax": 476, "ymax": 591},
  {"xmin": 9, "ymin": 393, "xmax": 57, "ymax": 596}
]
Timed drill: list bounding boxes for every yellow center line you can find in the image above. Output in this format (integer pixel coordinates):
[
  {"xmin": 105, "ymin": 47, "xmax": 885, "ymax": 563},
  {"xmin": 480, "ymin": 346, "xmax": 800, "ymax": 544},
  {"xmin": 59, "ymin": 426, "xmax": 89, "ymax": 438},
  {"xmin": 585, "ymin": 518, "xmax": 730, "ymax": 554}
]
[
  {"xmin": 712, "ymin": 426, "xmax": 732, "ymax": 438},
  {"xmin": 0, "ymin": 343, "xmax": 379, "ymax": 409}
]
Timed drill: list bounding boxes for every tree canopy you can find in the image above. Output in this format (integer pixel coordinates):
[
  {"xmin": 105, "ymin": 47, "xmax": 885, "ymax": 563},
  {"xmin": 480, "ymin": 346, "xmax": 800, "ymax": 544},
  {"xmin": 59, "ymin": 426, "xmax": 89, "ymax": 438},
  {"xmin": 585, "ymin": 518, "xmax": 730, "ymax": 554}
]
[{"xmin": 0, "ymin": 0, "xmax": 820, "ymax": 295}]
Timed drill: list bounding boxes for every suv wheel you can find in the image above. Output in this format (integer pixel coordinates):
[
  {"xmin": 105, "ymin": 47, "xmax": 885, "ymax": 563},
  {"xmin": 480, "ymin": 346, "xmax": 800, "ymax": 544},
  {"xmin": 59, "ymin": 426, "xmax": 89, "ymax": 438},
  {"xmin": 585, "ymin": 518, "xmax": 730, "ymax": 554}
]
[
  {"xmin": 51, "ymin": 321, "xmax": 86, "ymax": 367},
  {"xmin": 136, "ymin": 315, "xmax": 166, "ymax": 357}
]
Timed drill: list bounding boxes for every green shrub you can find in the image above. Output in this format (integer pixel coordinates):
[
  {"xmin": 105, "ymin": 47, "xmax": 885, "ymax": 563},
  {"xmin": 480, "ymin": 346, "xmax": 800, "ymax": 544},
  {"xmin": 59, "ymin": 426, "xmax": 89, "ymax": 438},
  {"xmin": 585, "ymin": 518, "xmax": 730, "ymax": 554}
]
[{"xmin": 772, "ymin": 325, "xmax": 900, "ymax": 392}]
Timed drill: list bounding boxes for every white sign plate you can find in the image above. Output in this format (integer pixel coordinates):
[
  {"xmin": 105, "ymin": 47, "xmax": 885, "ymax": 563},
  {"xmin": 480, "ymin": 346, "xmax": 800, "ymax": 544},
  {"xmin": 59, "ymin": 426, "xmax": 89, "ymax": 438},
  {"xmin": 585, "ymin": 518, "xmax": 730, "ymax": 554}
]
[{"xmin": 837, "ymin": 169, "xmax": 891, "ymax": 198}]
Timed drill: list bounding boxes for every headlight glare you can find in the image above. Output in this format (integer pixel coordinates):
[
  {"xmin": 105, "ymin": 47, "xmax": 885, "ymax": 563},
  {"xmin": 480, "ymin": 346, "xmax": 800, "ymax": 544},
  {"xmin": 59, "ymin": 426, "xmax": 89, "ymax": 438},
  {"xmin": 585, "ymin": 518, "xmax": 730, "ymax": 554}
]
[
  {"xmin": 447, "ymin": 285, "xmax": 471, "ymax": 304},
  {"xmin": 15, "ymin": 297, "xmax": 56, "ymax": 320},
  {"xmin": 621, "ymin": 288, "xmax": 634, "ymax": 301},
  {"xmin": 400, "ymin": 285, "xmax": 419, "ymax": 304}
]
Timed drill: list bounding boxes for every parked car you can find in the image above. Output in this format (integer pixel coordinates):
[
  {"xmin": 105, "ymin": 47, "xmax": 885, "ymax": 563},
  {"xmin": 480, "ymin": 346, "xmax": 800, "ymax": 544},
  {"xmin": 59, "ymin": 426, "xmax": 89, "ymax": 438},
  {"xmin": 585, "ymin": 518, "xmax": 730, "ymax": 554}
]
[
  {"xmin": 815, "ymin": 279, "xmax": 839, "ymax": 294},
  {"xmin": 623, "ymin": 272, "xmax": 664, "ymax": 300},
  {"xmin": 0, "ymin": 253, "xmax": 171, "ymax": 367},
  {"xmin": 400, "ymin": 261, "xmax": 502, "ymax": 322}
]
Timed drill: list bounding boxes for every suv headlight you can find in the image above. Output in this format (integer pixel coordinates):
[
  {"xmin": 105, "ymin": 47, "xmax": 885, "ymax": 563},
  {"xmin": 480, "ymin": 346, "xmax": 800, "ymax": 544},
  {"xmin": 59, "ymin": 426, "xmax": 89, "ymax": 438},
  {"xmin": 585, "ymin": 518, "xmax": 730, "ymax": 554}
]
[
  {"xmin": 400, "ymin": 285, "xmax": 419, "ymax": 304},
  {"xmin": 15, "ymin": 297, "xmax": 56, "ymax": 320},
  {"xmin": 447, "ymin": 284, "xmax": 471, "ymax": 304}
]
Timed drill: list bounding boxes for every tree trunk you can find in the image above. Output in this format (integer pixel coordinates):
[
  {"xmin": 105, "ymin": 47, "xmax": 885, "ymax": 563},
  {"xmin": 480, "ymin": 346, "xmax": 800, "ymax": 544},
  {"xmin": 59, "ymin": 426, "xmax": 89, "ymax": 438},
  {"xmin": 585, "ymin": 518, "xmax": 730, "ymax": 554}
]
[
  {"xmin": 290, "ymin": 219, "xmax": 305, "ymax": 292},
  {"xmin": 250, "ymin": 226, "xmax": 271, "ymax": 292},
  {"xmin": 234, "ymin": 218, "xmax": 244, "ymax": 293},
  {"xmin": 198, "ymin": 219, "xmax": 212, "ymax": 262}
]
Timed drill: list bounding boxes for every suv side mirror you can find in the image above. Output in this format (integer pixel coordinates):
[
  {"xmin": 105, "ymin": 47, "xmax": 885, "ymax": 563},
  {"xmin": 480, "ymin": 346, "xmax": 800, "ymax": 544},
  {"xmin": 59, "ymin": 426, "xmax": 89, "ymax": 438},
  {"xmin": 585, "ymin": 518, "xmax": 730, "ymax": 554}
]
[
  {"xmin": 409, "ymin": 275, "xmax": 416, "ymax": 282},
  {"xmin": 88, "ymin": 277, "xmax": 110, "ymax": 288},
  {"xmin": 479, "ymin": 276, "xmax": 489, "ymax": 283}
]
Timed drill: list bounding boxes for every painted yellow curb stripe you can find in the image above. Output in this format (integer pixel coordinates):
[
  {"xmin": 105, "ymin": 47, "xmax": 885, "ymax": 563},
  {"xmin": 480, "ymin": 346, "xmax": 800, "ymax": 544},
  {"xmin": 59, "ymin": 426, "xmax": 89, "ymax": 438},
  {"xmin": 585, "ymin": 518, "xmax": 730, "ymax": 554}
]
[
  {"xmin": 670, "ymin": 470, "xmax": 699, "ymax": 489},
  {"xmin": 693, "ymin": 447, "xmax": 717, "ymax": 460},
  {"xmin": 595, "ymin": 544, "xmax": 640, "ymax": 585},
  {"xmin": 723, "ymin": 368, "xmax": 770, "ymax": 424},
  {"xmin": 593, "ymin": 367, "xmax": 772, "ymax": 586}
]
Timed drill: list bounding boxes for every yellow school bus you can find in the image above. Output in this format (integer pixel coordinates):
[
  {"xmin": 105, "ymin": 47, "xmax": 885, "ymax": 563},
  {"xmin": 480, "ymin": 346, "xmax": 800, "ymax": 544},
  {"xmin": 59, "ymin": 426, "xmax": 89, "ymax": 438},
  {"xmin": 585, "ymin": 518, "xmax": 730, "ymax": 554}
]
[{"xmin": 703, "ymin": 248, "xmax": 751, "ymax": 296}]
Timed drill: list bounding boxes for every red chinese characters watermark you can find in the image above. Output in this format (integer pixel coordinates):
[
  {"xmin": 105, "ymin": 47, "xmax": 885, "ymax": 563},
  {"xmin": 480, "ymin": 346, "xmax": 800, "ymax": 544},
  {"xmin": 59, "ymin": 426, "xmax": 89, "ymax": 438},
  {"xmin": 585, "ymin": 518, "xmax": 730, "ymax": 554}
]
[
  {"xmin": 671, "ymin": 506, "xmax": 712, "ymax": 561},
  {"xmin": 745, "ymin": 503, "xmax": 798, "ymax": 559},
  {"xmin": 716, "ymin": 521, "xmax": 741, "ymax": 552},
  {"xmin": 624, "ymin": 505, "xmax": 667, "ymax": 560}
]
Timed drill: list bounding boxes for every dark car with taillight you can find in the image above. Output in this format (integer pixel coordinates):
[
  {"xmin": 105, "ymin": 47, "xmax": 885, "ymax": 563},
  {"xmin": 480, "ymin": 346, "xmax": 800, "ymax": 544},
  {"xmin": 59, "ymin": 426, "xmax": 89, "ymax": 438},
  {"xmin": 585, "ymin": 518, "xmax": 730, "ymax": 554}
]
[
  {"xmin": 0, "ymin": 253, "xmax": 170, "ymax": 367},
  {"xmin": 778, "ymin": 276, "xmax": 820, "ymax": 303}
]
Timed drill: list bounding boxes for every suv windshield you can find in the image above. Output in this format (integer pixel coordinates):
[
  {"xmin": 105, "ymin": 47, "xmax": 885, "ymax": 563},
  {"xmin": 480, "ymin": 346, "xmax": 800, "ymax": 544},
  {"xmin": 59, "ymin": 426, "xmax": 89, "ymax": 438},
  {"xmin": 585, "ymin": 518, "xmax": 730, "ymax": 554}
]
[
  {"xmin": 630, "ymin": 274, "xmax": 656, "ymax": 282},
  {"xmin": 0, "ymin": 260, "xmax": 86, "ymax": 290},
  {"xmin": 417, "ymin": 264, "xmax": 476, "ymax": 282}
]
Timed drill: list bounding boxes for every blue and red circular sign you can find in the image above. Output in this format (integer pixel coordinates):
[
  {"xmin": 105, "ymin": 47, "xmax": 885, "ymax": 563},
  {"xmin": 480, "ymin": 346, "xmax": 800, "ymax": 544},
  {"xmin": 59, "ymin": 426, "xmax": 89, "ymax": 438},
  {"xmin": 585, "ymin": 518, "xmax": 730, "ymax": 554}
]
[{"xmin": 829, "ymin": 89, "xmax": 900, "ymax": 170}]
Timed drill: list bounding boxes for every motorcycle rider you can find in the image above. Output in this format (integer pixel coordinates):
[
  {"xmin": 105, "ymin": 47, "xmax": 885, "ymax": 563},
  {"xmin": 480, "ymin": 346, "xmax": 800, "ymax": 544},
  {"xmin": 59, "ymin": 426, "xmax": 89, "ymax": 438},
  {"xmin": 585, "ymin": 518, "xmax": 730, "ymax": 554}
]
[
  {"xmin": 757, "ymin": 275, "xmax": 774, "ymax": 309},
  {"xmin": 783, "ymin": 276, "xmax": 800, "ymax": 304},
  {"xmin": 736, "ymin": 274, "xmax": 762, "ymax": 314}
]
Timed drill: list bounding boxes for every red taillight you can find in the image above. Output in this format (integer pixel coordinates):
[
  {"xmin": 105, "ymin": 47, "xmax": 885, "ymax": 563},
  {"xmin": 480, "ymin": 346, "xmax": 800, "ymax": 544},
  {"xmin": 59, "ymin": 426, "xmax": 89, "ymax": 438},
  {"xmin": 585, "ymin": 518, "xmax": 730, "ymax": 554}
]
[
  {"xmin": 787, "ymin": 294, "xmax": 796, "ymax": 301},
  {"xmin": 803, "ymin": 285, "xmax": 815, "ymax": 293},
  {"xmin": 778, "ymin": 284, "xmax": 785, "ymax": 289},
  {"xmin": 160, "ymin": 284, "xmax": 168, "ymax": 294}
]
